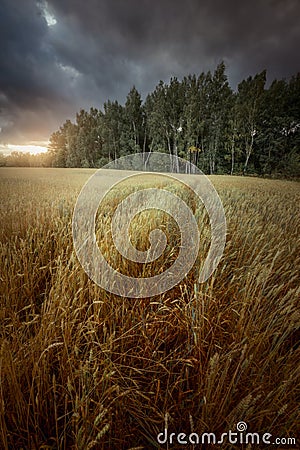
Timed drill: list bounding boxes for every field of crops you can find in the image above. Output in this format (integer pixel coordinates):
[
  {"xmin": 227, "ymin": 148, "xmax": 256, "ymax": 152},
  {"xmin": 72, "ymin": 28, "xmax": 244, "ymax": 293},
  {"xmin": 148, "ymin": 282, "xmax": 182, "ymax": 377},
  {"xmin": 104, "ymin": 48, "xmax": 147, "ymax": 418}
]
[{"xmin": 0, "ymin": 167, "xmax": 299, "ymax": 449}]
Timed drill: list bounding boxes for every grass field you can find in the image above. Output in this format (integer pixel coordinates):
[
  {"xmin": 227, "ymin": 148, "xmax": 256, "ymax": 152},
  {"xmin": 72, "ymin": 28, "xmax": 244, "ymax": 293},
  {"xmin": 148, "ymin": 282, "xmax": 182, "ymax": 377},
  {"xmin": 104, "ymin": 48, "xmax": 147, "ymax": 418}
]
[{"xmin": 0, "ymin": 167, "xmax": 299, "ymax": 449}]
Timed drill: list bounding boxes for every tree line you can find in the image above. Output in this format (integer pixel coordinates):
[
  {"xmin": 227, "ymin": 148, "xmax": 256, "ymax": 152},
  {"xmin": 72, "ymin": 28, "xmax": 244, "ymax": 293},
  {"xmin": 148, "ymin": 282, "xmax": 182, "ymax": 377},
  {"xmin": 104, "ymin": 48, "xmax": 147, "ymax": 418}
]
[
  {"xmin": 3, "ymin": 62, "xmax": 300, "ymax": 177},
  {"xmin": 0, "ymin": 151, "xmax": 52, "ymax": 167}
]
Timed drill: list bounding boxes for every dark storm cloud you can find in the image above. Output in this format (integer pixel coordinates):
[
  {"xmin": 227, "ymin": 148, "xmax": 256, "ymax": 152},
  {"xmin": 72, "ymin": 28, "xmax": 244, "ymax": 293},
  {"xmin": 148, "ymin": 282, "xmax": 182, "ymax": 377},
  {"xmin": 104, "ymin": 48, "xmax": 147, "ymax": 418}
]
[
  {"xmin": 0, "ymin": 0, "xmax": 299, "ymax": 145},
  {"xmin": 49, "ymin": 0, "xmax": 300, "ymax": 81},
  {"xmin": 0, "ymin": 0, "xmax": 78, "ymax": 144}
]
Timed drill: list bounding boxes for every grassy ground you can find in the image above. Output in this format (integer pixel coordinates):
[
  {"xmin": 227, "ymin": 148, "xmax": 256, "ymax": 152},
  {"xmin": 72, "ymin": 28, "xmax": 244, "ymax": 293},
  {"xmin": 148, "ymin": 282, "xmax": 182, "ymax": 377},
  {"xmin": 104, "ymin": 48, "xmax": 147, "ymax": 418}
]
[{"xmin": 0, "ymin": 167, "xmax": 299, "ymax": 449}]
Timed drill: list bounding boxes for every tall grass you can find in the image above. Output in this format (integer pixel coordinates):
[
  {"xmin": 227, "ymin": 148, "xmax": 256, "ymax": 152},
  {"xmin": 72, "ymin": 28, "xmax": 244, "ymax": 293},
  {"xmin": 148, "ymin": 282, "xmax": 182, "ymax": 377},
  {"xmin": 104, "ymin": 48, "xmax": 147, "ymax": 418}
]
[{"xmin": 0, "ymin": 168, "xmax": 299, "ymax": 449}]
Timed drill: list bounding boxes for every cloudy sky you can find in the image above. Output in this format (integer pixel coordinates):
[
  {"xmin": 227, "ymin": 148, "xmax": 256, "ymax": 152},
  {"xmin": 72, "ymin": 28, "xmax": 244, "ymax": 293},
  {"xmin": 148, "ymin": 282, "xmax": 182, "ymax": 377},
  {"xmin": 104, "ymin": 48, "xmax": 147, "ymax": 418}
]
[{"xmin": 0, "ymin": 0, "xmax": 299, "ymax": 154}]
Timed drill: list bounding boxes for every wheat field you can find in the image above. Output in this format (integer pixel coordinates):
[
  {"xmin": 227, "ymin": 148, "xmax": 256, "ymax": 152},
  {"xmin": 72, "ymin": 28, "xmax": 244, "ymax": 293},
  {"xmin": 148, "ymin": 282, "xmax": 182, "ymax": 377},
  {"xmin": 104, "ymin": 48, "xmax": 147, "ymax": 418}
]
[{"xmin": 0, "ymin": 167, "xmax": 299, "ymax": 449}]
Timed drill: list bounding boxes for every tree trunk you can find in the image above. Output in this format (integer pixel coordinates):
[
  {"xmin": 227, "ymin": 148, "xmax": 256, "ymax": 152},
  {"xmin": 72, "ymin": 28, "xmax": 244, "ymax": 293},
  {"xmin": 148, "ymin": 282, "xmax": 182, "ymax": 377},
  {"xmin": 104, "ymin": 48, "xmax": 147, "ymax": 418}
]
[
  {"xmin": 173, "ymin": 138, "xmax": 179, "ymax": 172},
  {"xmin": 132, "ymin": 120, "xmax": 138, "ymax": 150},
  {"xmin": 166, "ymin": 131, "xmax": 173, "ymax": 171},
  {"xmin": 243, "ymin": 130, "xmax": 254, "ymax": 175},
  {"xmin": 230, "ymin": 135, "xmax": 235, "ymax": 176}
]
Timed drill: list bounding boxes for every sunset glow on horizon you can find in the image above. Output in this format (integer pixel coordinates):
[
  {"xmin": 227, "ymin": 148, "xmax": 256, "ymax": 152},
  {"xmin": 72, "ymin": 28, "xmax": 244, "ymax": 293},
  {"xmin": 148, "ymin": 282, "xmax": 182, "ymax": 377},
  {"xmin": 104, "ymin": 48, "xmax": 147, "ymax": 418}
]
[{"xmin": 0, "ymin": 143, "xmax": 49, "ymax": 155}]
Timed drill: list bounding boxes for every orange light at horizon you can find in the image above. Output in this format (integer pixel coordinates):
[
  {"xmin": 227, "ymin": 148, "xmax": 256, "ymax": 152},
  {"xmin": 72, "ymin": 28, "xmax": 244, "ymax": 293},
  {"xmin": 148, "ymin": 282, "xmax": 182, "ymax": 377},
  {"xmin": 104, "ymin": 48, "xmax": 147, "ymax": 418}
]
[{"xmin": 2, "ymin": 144, "xmax": 49, "ymax": 155}]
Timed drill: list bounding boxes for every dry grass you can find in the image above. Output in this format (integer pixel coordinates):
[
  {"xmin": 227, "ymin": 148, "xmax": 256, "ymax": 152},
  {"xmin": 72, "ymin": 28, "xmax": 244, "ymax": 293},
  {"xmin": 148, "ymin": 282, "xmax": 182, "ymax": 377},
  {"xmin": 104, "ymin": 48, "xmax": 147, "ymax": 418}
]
[{"xmin": 0, "ymin": 167, "xmax": 299, "ymax": 449}]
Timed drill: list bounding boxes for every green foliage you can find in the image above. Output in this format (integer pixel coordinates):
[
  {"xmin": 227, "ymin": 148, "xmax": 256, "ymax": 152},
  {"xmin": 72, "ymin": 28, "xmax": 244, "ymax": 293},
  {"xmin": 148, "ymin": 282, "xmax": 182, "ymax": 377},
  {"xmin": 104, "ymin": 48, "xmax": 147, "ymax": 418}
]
[
  {"xmin": 5, "ymin": 63, "xmax": 298, "ymax": 178},
  {"xmin": 236, "ymin": 70, "xmax": 266, "ymax": 174},
  {"xmin": 121, "ymin": 86, "xmax": 144, "ymax": 154}
]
